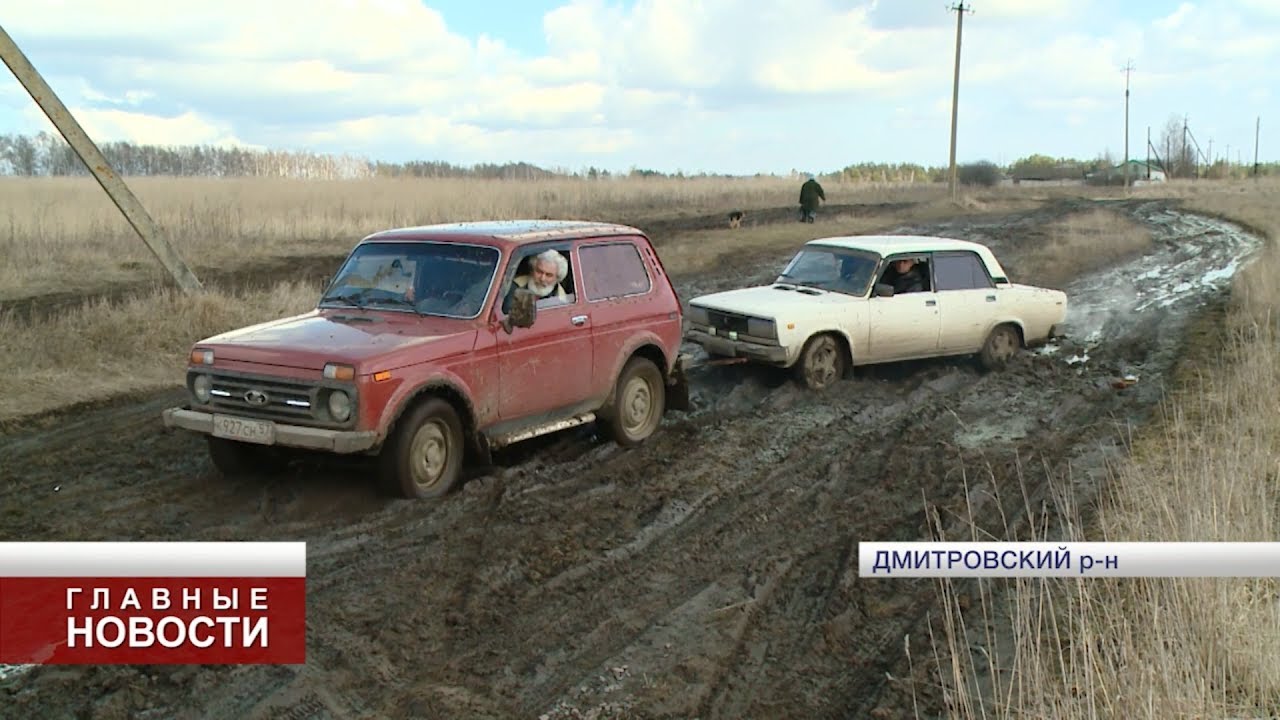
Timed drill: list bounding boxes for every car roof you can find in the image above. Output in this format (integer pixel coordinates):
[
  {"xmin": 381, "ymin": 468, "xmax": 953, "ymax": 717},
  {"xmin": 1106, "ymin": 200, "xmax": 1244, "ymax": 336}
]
[
  {"xmin": 360, "ymin": 219, "xmax": 646, "ymax": 247},
  {"xmin": 804, "ymin": 234, "xmax": 991, "ymax": 256}
]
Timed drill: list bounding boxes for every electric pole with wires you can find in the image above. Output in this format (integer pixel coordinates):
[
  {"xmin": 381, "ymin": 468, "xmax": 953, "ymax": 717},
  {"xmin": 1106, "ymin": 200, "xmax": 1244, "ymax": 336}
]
[
  {"xmin": 1122, "ymin": 59, "xmax": 1134, "ymax": 190},
  {"xmin": 946, "ymin": 1, "xmax": 973, "ymax": 199}
]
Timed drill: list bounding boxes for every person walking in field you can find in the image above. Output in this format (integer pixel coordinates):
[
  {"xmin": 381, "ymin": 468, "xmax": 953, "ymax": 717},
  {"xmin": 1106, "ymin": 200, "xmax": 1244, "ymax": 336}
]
[{"xmin": 799, "ymin": 175, "xmax": 825, "ymax": 223}]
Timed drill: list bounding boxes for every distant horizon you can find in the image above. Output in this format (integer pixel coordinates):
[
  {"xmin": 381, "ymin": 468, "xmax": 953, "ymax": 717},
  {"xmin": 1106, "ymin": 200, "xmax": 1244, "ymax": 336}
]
[
  {"xmin": 2, "ymin": 1, "xmax": 1278, "ymax": 176},
  {"xmin": 6, "ymin": 127, "xmax": 1272, "ymax": 182}
]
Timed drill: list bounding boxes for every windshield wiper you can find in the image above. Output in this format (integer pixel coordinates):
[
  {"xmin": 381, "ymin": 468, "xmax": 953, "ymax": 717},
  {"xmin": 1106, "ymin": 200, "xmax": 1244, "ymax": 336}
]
[{"xmin": 321, "ymin": 289, "xmax": 368, "ymax": 308}]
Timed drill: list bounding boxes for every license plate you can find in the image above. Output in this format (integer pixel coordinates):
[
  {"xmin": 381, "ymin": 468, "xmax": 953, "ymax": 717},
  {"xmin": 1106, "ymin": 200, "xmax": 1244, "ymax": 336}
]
[{"xmin": 211, "ymin": 414, "xmax": 276, "ymax": 445}]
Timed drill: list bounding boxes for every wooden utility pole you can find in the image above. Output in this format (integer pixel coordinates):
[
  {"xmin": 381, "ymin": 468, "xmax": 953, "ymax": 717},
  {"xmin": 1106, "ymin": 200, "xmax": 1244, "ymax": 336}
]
[
  {"xmin": 1122, "ymin": 60, "xmax": 1134, "ymax": 190},
  {"xmin": 0, "ymin": 23, "xmax": 202, "ymax": 293},
  {"xmin": 946, "ymin": 2, "xmax": 973, "ymax": 200}
]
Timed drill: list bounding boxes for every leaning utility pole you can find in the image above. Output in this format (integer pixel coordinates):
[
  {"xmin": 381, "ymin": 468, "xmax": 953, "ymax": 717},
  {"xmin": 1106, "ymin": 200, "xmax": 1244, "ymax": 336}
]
[
  {"xmin": 0, "ymin": 23, "xmax": 202, "ymax": 293},
  {"xmin": 1122, "ymin": 60, "xmax": 1134, "ymax": 190},
  {"xmin": 946, "ymin": 1, "xmax": 973, "ymax": 200}
]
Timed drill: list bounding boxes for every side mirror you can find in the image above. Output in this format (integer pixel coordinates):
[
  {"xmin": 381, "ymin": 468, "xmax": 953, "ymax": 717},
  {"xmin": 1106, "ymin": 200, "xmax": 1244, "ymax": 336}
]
[
  {"xmin": 501, "ymin": 288, "xmax": 538, "ymax": 334},
  {"xmin": 874, "ymin": 283, "xmax": 895, "ymax": 298}
]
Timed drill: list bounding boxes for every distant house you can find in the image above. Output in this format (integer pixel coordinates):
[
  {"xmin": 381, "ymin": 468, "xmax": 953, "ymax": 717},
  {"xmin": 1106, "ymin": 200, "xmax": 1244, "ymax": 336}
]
[{"xmin": 1091, "ymin": 160, "xmax": 1167, "ymax": 184}]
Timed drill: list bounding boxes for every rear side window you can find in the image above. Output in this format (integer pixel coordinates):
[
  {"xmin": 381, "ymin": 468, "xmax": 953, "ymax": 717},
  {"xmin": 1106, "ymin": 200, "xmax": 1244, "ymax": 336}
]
[
  {"xmin": 933, "ymin": 251, "xmax": 994, "ymax": 291},
  {"xmin": 579, "ymin": 242, "xmax": 653, "ymax": 301}
]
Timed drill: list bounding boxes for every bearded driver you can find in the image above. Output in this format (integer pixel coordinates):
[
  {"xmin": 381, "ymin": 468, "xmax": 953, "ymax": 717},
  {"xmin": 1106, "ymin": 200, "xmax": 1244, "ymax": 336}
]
[{"xmin": 503, "ymin": 249, "xmax": 568, "ymax": 313}]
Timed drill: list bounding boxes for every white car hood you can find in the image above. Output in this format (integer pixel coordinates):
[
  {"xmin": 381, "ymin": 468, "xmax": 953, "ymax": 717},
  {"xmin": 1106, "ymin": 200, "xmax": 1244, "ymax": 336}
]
[{"xmin": 691, "ymin": 284, "xmax": 857, "ymax": 318}]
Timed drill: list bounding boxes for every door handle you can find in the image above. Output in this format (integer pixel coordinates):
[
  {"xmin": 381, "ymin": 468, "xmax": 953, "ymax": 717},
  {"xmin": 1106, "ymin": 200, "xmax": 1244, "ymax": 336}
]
[
  {"xmin": 571, "ymin": 315, "xmax": 588, "ymax": 326},
  {"xmin": 986, "ymin": 295, "xmax": 997, "ymax": 302},
  {"xmin": 925, "ymin": 300, "xmax": 937, "ymax": 307}
]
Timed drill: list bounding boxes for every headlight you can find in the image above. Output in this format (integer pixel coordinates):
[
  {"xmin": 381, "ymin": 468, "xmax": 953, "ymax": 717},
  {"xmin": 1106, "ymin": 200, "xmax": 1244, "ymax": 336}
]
[
  {"xmin": 747, "ymin": 317, "xmax": 777, "ymax": 340},
  {"xmin": 686, "ymin": 305, "xmax": 709, "ymax": 325},
  {"xmin": 327, "ymin": 390, "xmax": 352, "ymax": 422},
  {"xmin": 192, "ymin": 374, "xmax": 212, "ymax": 403},
  {"xmin": 190, "ymin": 349, "xmax": 214, "ymax": 365},
  {"xmin": 323, "ymin": 363, "xmax": 356, "ymax": 381}
]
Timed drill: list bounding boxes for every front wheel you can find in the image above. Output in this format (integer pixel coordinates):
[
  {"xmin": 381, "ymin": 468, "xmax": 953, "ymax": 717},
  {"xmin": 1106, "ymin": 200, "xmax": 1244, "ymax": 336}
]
[
  {"xmin": 794, "ymin": 333, "xmax": 846, "ymax": 390},
  {"xmin": 979, "ymin": 324, "xmax": 1021, "ymax": 371},
  {"xmin": 378, "ymin": 397, "xmax": 465, "ymax": 499},
  {"xmin": 600, "ymin": 356, "xmax": 665, "ymax": 447}
]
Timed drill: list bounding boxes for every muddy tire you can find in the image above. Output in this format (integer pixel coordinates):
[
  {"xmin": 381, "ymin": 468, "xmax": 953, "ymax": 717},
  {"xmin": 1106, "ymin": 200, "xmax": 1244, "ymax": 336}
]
[
  {"xmin": 377, "ymin": 397, "xmax": 464, "ymax": 499},
  {"xmin": 979, "ymin": 324, "xmax": 1021, "ymax": 371},
  {"xmin": 794, "ymin": 333, "xmax": 846, "ymax": 390},
  {"xmin": 600, "ymin": 356, "xmax": 665, "ymax": 447}
]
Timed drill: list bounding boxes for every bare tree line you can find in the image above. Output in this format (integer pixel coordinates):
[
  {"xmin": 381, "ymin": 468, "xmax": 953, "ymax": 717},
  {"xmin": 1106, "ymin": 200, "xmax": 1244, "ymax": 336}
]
[{"xmin": 0, "ymin": 128, "xmax": 1270, "ymax": 183}]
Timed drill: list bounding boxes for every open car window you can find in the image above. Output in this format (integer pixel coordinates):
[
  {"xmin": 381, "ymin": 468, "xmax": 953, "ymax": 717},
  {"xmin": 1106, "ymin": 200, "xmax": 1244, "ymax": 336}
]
[
  {"xmin": 321, "ymin": 241, "xmax": 500, "ymax": 319},
  {"xmin": 777, "ymin": 247, "xmax": 879, "ymax": 296}
]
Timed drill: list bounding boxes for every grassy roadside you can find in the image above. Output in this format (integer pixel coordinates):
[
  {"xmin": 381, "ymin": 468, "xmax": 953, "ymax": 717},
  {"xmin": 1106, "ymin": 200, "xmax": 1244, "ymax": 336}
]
[{"xmin": 935, "ymin": 178, "xmax": 1280, "ymax": 718}]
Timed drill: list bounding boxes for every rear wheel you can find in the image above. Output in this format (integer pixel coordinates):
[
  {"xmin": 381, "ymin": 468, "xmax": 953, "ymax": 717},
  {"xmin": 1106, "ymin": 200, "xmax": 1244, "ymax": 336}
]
[
  {"xmin": 600, "ymin": 356, "xmax": 665, "ymax": 447},
  {"xmin": 378, "ymin": 397, "xmax": 465, "ymax": 499},
  {"xmin": 794, "ymin": 333, "xmax": 846, "ymax": 390},
  {"xmin": 979, "ymin": 324, "xmax": 1021, "ymax": 370}
]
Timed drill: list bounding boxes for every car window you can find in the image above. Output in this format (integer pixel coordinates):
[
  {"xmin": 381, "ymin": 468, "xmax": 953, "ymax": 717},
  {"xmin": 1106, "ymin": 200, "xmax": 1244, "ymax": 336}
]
[
  {"xmin": 778, "ymin": 247, "xmax": 878, "ymax": 296},
  {"xmin": 322, "ymin": 241, "xmax": 499, "ymax": 318},
  {"xmin": 933, "ymin": 252, "xmax": 994, "ymax": 291},
  {"xmin": 500, "ymin": 245, "xmax": 578, "ymax": 313},
  {"xmin": 579, "ymin": 242, "xmax": 652, "ymax": 301}
]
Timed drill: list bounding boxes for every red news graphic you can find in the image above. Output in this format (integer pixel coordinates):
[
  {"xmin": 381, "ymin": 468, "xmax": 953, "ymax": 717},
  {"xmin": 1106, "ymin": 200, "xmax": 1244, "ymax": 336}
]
[{"xmin": 0, "ymin": 542, "xmax": 306, "ymax": 665}]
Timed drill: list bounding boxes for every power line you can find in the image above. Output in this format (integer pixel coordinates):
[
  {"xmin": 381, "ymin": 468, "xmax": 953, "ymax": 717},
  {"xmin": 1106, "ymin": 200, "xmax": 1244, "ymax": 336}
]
[{"xmin": 946, "ymin": 1, "xmax": 973, "ymax": 199}]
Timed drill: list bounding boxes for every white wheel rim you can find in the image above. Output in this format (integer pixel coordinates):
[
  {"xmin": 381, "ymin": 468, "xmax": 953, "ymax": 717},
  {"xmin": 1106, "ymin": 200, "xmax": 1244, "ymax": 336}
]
[{"xmin": 409, "ymin": 420, "xmax": 450, "ymax": 489}]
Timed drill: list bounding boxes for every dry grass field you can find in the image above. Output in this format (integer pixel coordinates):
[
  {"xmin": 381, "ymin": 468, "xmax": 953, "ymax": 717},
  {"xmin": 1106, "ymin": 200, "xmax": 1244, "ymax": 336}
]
[
  {"xmin": 936, "ymin": 178, "xmax": 1280, "ymax": 719},
  {"xmin": 0, "ymin": 174, "xmax": 1106, "ymax": 302}
]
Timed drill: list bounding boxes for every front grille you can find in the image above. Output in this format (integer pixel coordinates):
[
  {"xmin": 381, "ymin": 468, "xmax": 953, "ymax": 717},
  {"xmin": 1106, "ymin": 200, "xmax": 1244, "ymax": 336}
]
[
  {"xmin": 208, "ymin": 374, "xmax": 314, "ymax": 420},
  {"xmin": 189, "ymin": 370, "xmax": 356, "ymax": 429},
  {"xmin": 706, "ymin": 310, "xmax": 750, "ymax": 335}
]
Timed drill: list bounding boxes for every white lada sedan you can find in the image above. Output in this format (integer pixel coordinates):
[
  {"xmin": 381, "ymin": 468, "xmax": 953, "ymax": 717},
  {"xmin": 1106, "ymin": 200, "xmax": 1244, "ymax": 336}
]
[{"xmin": 684, "ymin": 235, "xmax": 1068, "ymax": 389}]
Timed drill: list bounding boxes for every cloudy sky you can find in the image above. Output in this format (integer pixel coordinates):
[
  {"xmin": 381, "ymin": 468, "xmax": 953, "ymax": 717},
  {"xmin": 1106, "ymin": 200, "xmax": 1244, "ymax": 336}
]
[{"xmin": 1, "ymin": 0, "xmax": 1276, "ymax": 175}]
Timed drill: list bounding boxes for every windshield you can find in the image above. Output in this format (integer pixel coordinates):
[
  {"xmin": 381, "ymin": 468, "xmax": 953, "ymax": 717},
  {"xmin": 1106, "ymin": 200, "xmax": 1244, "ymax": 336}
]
[
  {"xmin": 776, "ymin": 247, "xmax": 880, "ymax": 296},
  {"xmin": 320, "ymin": 241, "xmax": 500, "ymax": 318}
]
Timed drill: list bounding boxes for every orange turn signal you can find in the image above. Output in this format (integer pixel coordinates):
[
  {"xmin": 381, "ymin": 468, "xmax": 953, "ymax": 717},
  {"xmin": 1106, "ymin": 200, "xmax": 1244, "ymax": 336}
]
[{"xmin": 373, "ymin": 370, "xmax": 392, "ymax": 383}]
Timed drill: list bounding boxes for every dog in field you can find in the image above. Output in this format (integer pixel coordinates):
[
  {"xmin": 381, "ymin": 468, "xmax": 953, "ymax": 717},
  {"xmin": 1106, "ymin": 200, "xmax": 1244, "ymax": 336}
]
[{"xmin": 728, "ymin": 210, "xmax": 745, "ymax": 229}]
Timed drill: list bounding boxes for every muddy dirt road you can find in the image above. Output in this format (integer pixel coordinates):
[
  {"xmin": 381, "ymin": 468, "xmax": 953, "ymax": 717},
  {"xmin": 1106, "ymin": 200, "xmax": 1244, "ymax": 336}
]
[{"xmin": 0, "ymin": 199, "xmax": 1262, "ymax": 719}]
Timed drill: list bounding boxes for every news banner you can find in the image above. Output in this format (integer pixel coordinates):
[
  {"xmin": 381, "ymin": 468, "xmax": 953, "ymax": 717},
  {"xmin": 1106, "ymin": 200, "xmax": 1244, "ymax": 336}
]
[
  {"xmin": 2, "ymin": 541, "xmax": 1278, "ymax": 666},
  {"xmin": 0, "ymin": 542, "xmax": 305, "ymax": 665}
]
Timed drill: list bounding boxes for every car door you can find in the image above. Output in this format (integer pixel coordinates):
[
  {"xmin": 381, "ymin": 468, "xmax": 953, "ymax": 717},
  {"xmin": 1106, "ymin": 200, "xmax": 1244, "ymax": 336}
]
[
  {"xmin": 495, "ymin": 242, "xmax": 595, "ymax": 420},
  {"xmin": 932, "ymin": 250, "xmax": 999, "ymax": 352},
  {"xmin": 576, "ymin": 238, "xmax": 656, "ymax": 401},
  {"xmin": 866, "ymin": 255, "xmax": 941, "ymax": 361}
]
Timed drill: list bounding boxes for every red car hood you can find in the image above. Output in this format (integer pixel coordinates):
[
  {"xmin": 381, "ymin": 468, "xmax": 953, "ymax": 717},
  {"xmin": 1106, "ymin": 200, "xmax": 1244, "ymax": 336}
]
[{"xmin": 196, "ymin": 309, "xmax": 479, "ymax": 372}]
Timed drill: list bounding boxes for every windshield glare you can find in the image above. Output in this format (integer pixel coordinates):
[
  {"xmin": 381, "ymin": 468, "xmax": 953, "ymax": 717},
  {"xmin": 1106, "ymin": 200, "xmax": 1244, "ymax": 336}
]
[
  {"xmin": 321, "ymin": 241, "xmax": 500, "ymax": 318},
  {"xmin": 777, "ymin": 247, "xmax": 879, "ymax": 296}
]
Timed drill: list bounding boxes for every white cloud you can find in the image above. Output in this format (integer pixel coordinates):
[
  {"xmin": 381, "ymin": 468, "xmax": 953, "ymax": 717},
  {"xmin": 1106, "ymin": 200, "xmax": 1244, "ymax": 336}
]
[{"xmin": 1, "ymin": 0, "xmax": 1279, "ymax": 173}]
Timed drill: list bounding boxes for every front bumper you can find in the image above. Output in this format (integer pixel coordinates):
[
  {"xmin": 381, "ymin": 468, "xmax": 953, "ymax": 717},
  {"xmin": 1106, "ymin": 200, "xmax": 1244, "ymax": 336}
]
[
  {"xmin": 685, "ymin": 328, "xmax": 790, "ymax": 364},
  {"xmin": 162, "ymin": 408, "xmax": 379, "ymax": 454}
]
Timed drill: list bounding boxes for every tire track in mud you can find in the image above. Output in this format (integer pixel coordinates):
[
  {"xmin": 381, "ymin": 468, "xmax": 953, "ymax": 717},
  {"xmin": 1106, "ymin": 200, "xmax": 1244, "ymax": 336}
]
[{"xmin": 0, "ymin": 200, "xmax": 1263, "ymax": 719}]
